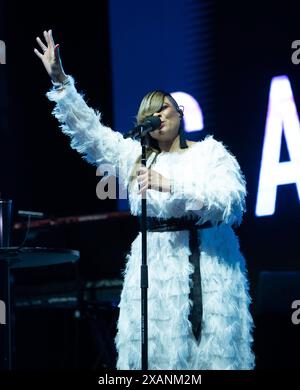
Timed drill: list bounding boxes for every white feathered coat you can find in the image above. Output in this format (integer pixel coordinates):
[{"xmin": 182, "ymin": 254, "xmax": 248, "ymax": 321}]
[{"xmin": 47, "ymin": 77, "xmax": 255, "ymax": 370}]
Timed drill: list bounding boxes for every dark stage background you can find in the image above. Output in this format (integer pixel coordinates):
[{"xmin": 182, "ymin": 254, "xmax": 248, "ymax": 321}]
[{"xmin": 0, "ymin": 0, "xmax": 299, "ymax": 370}]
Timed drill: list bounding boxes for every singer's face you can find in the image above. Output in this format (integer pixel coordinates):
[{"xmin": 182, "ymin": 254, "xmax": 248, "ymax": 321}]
[{"xmin": 149, "ymin": 97, "xmax": 181, "ymax": 143}]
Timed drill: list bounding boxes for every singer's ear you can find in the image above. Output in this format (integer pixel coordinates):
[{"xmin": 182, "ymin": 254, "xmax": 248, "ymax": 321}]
[{"xmin": 178, "ymin": 105, "xmax": 184, "ymax": 118}]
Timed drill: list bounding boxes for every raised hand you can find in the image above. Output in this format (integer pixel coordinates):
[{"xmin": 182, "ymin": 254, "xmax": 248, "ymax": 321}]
[{"xmin": 34, "ymin": 29, "xmax": 67, "ymax": 83}]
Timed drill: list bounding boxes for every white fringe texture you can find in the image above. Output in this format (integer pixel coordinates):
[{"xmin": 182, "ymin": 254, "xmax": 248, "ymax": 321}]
[{"xmin": 47, "ymin": 79, "xmax": 255, "ymax": 370}]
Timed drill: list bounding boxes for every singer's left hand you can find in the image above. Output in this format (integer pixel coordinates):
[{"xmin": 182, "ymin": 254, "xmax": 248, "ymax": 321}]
[{"xmin": 137, "ymin": 167, "xmax": 171, "ymax": 195}]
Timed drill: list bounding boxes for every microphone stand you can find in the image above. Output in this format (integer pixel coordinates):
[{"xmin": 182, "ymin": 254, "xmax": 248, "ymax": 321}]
[
  {"xmin": 124, "ymin": 116, "xmax": 161, "ymax": 370},
  {"xmin": 140, "ymin": 130, "xmax": 148, "ymax": 370},
  {"xmin": 124, "ymin": 126, "xmax": 149, "ymax": 370}
]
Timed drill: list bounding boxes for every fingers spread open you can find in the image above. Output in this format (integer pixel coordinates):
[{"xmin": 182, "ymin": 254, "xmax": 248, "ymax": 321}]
[
  {"xmin": 43, "ymin": 30, "xmax": 50, "ymax": 47},
  {"xmin": 36, "ymin": 36, "xmax": 47, "ymax": 52},
  {"xmin": 48, "ymin": 30, "xmax": 55, "ymax": 47},
  {"xmin": 33, "ymin": 48, "xmax": 43, "ymax": 59}
]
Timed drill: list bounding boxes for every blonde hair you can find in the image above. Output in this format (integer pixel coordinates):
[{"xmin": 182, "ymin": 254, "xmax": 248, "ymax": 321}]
[
  {"xmin": 137, "ymin": 90, "xmax": 166, "ymax": 123},
  {"xmin": 129, "ymin": 90, "xmax": 184, "ymax": 190},
  {"xmin": 136, "ymin": 90, "xmax": 184, "ymax": 150},
  {"xmin": 136, "ymin": 90, "xmax": 165, "ymax": 152}
]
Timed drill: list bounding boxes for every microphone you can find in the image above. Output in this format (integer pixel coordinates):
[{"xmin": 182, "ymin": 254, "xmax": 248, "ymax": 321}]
[{"xmin": 123, "ymin": 116, "xmax": 161, "ymax": 139}]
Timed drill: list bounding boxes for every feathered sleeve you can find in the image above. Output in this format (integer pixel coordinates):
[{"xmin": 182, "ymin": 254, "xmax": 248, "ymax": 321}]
[
  {"xmin": 168, "ymin": 136, "xmax": 247, "ymax": 226},
  {"xmin": 46, "ymin": 76, "xmax": 141, "ymax": 188}
]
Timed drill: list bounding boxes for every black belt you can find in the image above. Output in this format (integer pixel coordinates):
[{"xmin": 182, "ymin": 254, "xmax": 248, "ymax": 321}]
[{"xmin": 140, "ymin": 217, "xmax": 213, "ymax": 343}]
